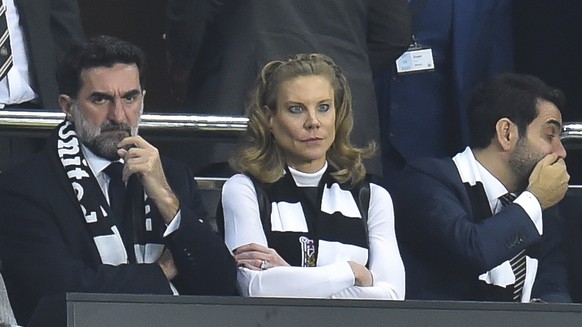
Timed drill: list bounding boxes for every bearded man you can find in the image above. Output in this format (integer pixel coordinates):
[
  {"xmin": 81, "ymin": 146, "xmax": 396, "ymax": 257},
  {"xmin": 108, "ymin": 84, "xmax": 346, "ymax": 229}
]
[
  {"xmin": 0, "ymin": 35, "xmax": 236, "ymax": 326},
  {"xmin": 393, "ymin": 73, "xmax": 571, "ymax": 303}
]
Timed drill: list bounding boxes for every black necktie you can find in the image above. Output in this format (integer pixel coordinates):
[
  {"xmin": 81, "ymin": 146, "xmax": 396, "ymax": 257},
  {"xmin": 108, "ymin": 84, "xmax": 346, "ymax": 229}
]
[
  {"xmin": 499, "ymin": 192, "xmax": 526, "ymax": 301},
  {"xmin": 498, "ymin": 193, "xmax": 516, "ymax": 207},
  {"xmin": 0, "ymin": 1, "xmax": 12, "ymax": 80},
  {"xmin": 104, "ymin": 162, "xmax": 126, "ymax": 234}
]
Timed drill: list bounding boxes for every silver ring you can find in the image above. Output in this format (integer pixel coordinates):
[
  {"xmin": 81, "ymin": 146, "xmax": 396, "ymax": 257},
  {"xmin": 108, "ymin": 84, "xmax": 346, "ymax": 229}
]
[{"xmin": 260, "ymin": 259, "xmax": 268, "ymax": 270}]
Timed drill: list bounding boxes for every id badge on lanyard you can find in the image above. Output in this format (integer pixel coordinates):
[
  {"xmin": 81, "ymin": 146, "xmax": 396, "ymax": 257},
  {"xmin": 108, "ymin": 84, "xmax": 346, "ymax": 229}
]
[{"xmin": 395, "ymin": 35, "xmax": 435, "ymax": 74}]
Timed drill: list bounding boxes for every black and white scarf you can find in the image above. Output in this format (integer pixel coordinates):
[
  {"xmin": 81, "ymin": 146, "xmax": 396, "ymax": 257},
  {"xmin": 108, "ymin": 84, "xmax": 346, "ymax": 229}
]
[
  {"xmin": 453, "ymin": 146, "xmax": 537, "ymax": 302},
  {"xmin": 260, "ymin": 166, "xmax": 369, "ymax": 268},
  {"xmin": 55, "ymin": 120, "xmax": 165, "ymax": 265}
]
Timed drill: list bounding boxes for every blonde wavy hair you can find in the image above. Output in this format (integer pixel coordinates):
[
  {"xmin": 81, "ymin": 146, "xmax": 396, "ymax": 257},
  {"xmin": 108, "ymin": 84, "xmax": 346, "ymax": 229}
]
[{"xmin": 230, "ymin": 53, "xmax": 375, "ymax": 186}]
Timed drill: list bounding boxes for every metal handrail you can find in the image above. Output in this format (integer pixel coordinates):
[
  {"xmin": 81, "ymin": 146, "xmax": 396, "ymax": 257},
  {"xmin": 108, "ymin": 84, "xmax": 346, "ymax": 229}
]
[
  {"xmin": 0, "ymin": 109, "xmax": 248, "ymax": 137},
  {"xmin": 561, "ymin": 123, "xmax": 582, "ymax": 141},
  {"xmin": 2, "ymin": 109, "xmax": 581, "ymax": 139}
]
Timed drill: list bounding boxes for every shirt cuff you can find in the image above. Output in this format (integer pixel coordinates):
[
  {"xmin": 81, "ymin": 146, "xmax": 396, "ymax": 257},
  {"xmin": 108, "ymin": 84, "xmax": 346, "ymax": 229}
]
[
  {"xmin": 163, "ymin": 210, "xmax": 182, "ymax": 237},
  {"xmin": 514, "ymin": 191, "xmax": 543, "ymax": 235}
]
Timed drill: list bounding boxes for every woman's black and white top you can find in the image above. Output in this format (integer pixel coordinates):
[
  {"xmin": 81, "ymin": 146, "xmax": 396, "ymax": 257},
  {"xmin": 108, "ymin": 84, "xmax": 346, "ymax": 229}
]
[{"xmin": 222, "ymin": 163, "xmax": 405, "ymax": 299}]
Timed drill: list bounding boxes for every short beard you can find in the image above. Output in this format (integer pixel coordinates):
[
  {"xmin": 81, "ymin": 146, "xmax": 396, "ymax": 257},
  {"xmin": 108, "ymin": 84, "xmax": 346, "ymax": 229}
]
[
  {"xmin": 508, "ymin": 137, "xmax": 545, "ymax": 191},
  {"xmin": 73, "ymin": 105, "xmax": 133, "ymax": 160}
]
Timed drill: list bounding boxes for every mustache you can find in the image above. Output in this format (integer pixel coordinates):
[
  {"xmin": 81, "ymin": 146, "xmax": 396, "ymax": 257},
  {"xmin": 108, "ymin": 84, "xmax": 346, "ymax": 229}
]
[{"xmin": 99, "ymin": 122, "xmax": 131, "ymax": 133}]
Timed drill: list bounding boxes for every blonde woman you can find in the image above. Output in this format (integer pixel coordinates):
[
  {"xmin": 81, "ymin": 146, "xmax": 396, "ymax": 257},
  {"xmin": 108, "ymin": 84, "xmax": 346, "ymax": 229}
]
[{"xmin": 221, "ymin": 54, "xmax": 405, "ymax": 299}]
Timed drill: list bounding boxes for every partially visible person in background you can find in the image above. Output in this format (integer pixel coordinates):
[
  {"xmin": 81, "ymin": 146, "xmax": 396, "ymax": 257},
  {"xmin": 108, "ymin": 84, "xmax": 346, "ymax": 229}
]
[
  {"xmin": 165, "ymin": 0, "xmax": 225, "ymax": 109},
  {"xmin": 165, "ymin": 0, "xmax": 411, "ymax": 176},
  {"xmin": 221, "ymin": 54, "xmax": 405, "ymax": 299},
  {"xmin": 0, "ymin": 0, "xmax": 85, "ymax": 170},
  {"xmin": 0, "ymin": 0, "xmax": 84, "ymax": 109},
  {"xmin": 374, "ymin": 0, "xmax": 514, "ymax": 186}
]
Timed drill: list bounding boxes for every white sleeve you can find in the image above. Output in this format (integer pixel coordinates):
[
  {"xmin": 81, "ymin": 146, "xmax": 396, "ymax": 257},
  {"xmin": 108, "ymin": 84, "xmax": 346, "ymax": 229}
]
[
  {"xmin": 330, "ymin": 184, "xmax": 406, "ymax": 300},
  {"xmin": 222, "ymin": 174, "xmax": 267, "ymax": 251},
  {"xmin": 222, "ymin": 174, "xmax": 357, "ymax": 297},
  {"xmin": 513, "ymin": 191, "xmax": 543, "ymax": 235}
]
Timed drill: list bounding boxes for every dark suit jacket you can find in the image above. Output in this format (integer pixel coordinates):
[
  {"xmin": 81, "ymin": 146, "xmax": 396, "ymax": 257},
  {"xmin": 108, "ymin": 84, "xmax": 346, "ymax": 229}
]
[
  {"xmin": 375, "ymin": 0, "xmax": 514, "ymax": 170},
  {"xmin": 560, "ymin": 188, "xmax": 582, "ymax": 303},
  {"xmin": 0, "ymin": 129, "xmax": 237, "ymax": 325},
  {"xmin": 393, "ymin": 156, "xmax": 570, "ymax": 302},
  {"xmin": 15, "ymin": 0, "xmax": 85, "ymax": 109},
  {"xmin": 166, "ymin": 0, "xmax": 411, "ymax": 175}
]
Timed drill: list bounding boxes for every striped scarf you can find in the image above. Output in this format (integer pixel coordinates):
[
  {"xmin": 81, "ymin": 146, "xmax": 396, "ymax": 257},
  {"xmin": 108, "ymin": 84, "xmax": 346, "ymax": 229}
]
[
  {"xmin": 54, "ymin": 120, "xmax": 165, "ymax": 265},
  {"xmin": 260, "ymin": 167, "xmax": 369, "ymax": 267}
]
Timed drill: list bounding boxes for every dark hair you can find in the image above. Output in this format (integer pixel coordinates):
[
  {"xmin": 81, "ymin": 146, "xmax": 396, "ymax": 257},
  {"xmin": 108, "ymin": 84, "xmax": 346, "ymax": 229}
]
[
  {"xmin": 468, "ymin": 73, "xmax": 565, "ymax": 149},
  {"xmin": 56, "ymin": 35, "xmax": 146, "ymax": 97}
]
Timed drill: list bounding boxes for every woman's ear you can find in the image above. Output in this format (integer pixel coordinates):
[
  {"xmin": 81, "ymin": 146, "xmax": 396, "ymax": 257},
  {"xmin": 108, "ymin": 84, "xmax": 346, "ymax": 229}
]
[
  {"xmin": 266, "ymin": 105, "xmax": 273, "ymax": 129},
  {"xmin": 494, "ymin": 118, "xmax": 518, "ymax": 151}
]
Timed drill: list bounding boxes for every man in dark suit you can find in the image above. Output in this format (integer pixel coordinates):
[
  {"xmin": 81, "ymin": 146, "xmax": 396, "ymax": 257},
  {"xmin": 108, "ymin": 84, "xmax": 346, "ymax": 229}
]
[
  {"xmin": 375, "ymin": 0, "xmax": 514, "ymax": 181},
  {"xmin": 0, "ymin": 35, "xmax": 237, "ymax": 325},
  {"xmin": 393, "ymin": 73, "xmax": 571, "ymax": 302},
  {"xmin": 165, "ymin": 0, "xmax": 412, "ymax": 176}
]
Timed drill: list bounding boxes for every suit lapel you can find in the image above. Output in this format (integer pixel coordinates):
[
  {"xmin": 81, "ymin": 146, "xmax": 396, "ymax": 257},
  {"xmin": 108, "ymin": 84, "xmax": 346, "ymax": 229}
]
[{"xmin": 463, "ymin": 181, "xmax": 492, "ymax": 222}]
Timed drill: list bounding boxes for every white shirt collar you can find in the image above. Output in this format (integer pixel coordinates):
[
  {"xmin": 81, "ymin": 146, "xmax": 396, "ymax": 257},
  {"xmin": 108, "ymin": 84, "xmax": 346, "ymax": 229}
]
[
  {"xmin": 80, "ymin": 143, "xmax": 123, "ymax": 177},
  {"xmin": 288, "ymin": 162, "xmax": 328, "ymax": 187},
  {"xmin": 453, "ymin": 147, "xmax": 508, "ymax": 213}
]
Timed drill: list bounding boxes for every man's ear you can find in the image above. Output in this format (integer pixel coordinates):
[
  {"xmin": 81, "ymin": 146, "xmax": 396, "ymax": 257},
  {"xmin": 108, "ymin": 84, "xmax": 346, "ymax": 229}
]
[
  {"xmin": 494, "ymin": 118, "xmax": 518, "ymax": 151},
  {"xmin": 58, "ymin": 95, "xmax": 75, "ymax": 120}
]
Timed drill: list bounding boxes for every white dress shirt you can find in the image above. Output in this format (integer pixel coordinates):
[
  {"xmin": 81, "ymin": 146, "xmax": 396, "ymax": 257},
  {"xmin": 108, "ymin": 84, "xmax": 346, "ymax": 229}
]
[{"xmin": 0, "ymin": 0, "xmax": 37, "ymax": 107}]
